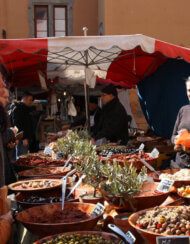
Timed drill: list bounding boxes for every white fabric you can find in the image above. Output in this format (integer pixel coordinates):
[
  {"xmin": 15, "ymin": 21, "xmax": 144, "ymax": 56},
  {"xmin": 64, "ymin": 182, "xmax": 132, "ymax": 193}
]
[
  {"xmin": 118, "ymin": 89, "xmax": 138, "ymax": 129},
  {"xmin": 68, "ymin": 97, "xmax": 77, "ymax": 117},
  {"xmin": 50, "ymin": 92, "xmax": 58, "ymax": 115},
  {"xmin": 85, "ymin": 67, "xmax": 96, "ymax": 88},
  {"xmin": 47, "ymin": 35, "xmax": 155, "ymax": 83}
]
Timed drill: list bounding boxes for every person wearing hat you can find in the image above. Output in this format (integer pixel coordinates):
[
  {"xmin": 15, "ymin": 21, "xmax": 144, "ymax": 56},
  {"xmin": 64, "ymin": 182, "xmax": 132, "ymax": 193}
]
[{"xmin": 93, "ymin": 84, "xmax": 129, "ymax": 145}]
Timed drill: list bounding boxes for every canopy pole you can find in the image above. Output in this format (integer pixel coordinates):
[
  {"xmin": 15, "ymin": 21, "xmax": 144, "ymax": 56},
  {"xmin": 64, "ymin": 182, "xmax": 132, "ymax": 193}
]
[{"xmin": 83, "ymin": 27, "xmax": 90, "ymax": 133}]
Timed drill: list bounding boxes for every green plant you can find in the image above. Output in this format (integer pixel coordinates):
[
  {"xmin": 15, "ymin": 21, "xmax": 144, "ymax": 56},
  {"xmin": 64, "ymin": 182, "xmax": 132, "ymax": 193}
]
[
  {"xmin": 73, "ymin": 140, "xmax": 104, "ymax": 198},
  {"xmin": 101, "ymin": 159, "xmax": 147, "ymax": 200}
]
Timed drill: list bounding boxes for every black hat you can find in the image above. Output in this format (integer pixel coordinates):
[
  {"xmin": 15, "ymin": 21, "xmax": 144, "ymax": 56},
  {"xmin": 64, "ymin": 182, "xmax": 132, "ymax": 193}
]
[{"xmin": 101, "ymin": 84, "xmax": 117, "ymax": 97}]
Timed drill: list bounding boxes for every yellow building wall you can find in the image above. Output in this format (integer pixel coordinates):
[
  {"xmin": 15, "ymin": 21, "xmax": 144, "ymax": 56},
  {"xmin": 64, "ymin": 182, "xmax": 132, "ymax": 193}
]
[
  {"xmin": 73, "ymin": 0, "xmax": 98, "ymax": 36},
  {"xmin": 0, "ymin": 0, "xmax": 98, "ymax": 38},
  {"xmin": 103, "ymin": 0, "xmax": 190, "ymax": 47},
  {"xmin": 0, "ymin": 0, "xmax": 29, "ymax": 39}
]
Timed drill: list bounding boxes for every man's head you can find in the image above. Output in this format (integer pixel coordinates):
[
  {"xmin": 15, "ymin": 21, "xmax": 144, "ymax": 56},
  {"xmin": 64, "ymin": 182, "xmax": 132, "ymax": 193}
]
[
  {"xmin": 89, "ymin": 96, "xmax": 98, "ymax": 111},
  {"xmin": 2, "ymin": 88, "xmax": 9, "ymax": 108},
  {"xmin": 100, "ymin": 84, "xmax": 117, "ymax": 104},
  {"xmin": 186, "ymin": 77, "xmax": 190, "ymax": 101},
  {"xmin": 21, "ymin": 92, "xmax": 33, "ymax": 106}
]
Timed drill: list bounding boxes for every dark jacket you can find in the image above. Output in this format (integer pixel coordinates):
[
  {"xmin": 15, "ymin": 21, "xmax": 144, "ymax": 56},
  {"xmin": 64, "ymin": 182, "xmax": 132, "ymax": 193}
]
[
  {"xmin": 12, "ymin": 102, "xmax": 33, "ymax": 140},
  {"xmin": 94, "ymin": 97, "xmax": 129, "ymax": 145},
  {"xmin": 171, "ymin": 104, "xmax": 190, "ymax": 168}
]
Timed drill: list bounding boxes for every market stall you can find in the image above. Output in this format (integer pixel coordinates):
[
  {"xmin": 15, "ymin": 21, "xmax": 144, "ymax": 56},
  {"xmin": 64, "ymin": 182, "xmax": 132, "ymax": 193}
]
[{"xmin": 1, "ymin": 35, "xmax": 190, "ymax": 243}]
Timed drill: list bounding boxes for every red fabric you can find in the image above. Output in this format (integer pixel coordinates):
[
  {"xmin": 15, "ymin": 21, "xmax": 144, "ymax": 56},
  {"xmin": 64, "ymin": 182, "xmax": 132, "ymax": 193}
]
[
  {"xmin": 0, "ymin": 39, "xmax": 48, "ymax": 87},
  {"xmin": 155, "ymin": 40, "xmax": 190, "ymax": 63},
  {"xmin": 106, "ymin": 46, "xmax": 167, "ymax": 87}
]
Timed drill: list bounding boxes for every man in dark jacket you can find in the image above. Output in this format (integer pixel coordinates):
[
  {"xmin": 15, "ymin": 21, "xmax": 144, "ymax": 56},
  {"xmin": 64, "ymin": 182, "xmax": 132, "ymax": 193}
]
[
  {"xmin": 12, "ymin": 92, "xmax": 33, "ymax": 157},
  {"xmin": 93, "ymin": 84, "xmax": 129, "ymax": 145}
]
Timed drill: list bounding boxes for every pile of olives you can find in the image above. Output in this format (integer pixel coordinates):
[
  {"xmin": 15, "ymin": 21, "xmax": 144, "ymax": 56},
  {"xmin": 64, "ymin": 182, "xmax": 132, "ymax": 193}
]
[
  {"xmin": 43, "ymin": 233, "xmax": 116, "ymax": 244},
  {"xmin": 101, "ymin": 148, "xmax": 137, "ymax": 155}
]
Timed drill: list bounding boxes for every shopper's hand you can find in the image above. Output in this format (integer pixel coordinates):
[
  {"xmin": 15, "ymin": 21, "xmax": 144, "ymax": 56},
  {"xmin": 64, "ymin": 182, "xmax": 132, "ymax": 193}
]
[{"xmin": 22, "ymin": 139, "xmax": 28, "ymax": 147}]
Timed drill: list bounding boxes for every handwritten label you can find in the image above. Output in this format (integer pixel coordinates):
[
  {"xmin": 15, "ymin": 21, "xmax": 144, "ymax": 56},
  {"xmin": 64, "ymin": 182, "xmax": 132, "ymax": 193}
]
[
  {"xmin": 126, "ymin": 231, "xmax": 136, "ymax": 243},
  {"xmin": 119, "ymin": 231, "xmax": 136, "ymax": 244},
  {"xmin": 71, "ymin": 174, "xmax": 77, "ymax": 183},
  {"xmin": 91, "ymin": 202, "xmax": 105, "ymax": 217},
  {"xmin": 68, "ymin": 164, "xmax": 72, "ymax": 170},
  {"xmin": 151, "ymin": 148, "xmax": 159, "ymax": 158},
  {"xmin": 157, "ymin": 178, "xmax": 174, "ymax": 193},
  {"xmin": 61, "ymin": 177, "xmax": 67, "ymax": 210},
  {"xmin": 106, "ymin": 152, "xmax": 113, "ymax": 160},
  {"xmin": 156, "ymin": 236, "xmax": 190, "ymax": 244},
  {"xmin": 138, "ymin": 143, "xmax": 145, "ymax": 153},
  {"xmin": 44, "ymin": 147, "xmax": 52, "ymax": 155}
]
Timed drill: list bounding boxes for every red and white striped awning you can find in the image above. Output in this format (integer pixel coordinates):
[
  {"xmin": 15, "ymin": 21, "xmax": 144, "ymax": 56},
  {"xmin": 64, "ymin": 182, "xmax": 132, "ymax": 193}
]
[{"xmin": 0, "ymin": 34, "xmax": 190, "ymax": 87}]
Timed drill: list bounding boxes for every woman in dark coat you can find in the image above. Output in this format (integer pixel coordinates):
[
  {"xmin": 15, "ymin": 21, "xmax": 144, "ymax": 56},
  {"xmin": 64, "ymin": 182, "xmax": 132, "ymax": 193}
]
[{"xmin": 93, "ymin": 84, "xmax": 129, "ymax": 145}]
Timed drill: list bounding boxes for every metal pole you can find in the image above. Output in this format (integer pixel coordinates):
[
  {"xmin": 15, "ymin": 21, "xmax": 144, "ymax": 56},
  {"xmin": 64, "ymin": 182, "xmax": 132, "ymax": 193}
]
[{"xmin": 83, "ymin": 27, "xmax": 90, "ymax": 132}]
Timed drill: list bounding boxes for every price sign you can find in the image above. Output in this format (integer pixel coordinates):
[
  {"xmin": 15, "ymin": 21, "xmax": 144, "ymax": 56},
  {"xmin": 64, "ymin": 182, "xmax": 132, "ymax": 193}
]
[
  {"xmin": 157, "ymin": 178, "xmax": 174, "ymax": 193},
  {"xmin": 138, "ymin": 143, "xmax": 145, "ymax": 153},
  {"xmin": 44, "ymin": 147, "xmax": 52, "ymax": 155},
  {"xmin": 71, "ymin": 174, "xmax": 77, "ymax": 183},
  {"xmin": 156, "ymin": 236, "xmax": 190, "ymax": 244},
  {"xmin": 126, "ymin": 231, "xmax": 136, "ymax": 243},
  {"xmin": 151, "ymin": 148, "xmax": 160, "ymax": 158},
  {"xmin": 61, "ymin": 177, "xmax": 67, "ymax": 210},
  {"xmin": 91, "ymin": 202, "xmax": 105, "ymax": 217},
  {"xmin": 106, "ymin": 152, "xmax": 113, "ymax": 160},
  {"xmin": 55, "ymin": 152, "xmax": 63, "ymax": 159},
  {"xmin": 68, "ymin": 164, "xmax": 72, "ymax": 170},
  {"xmin": 119, "ymin": 231, "xmax": 136, "ymax": 244}
]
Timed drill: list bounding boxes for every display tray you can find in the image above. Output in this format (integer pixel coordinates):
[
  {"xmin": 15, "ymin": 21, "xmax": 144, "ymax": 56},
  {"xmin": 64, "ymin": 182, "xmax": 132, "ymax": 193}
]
[
  {"xmin": 149, "ymin": 168, "xmax": 190, "ymax": 188},
  {"xmin": 16, "ymin": 202, "xmax": 103, "ymax": 237},
  {"xmin": 18, "ymin": 167, "xmax": 70, "ymax": 179},
  {"xmin": 34, "ymin": 231, "xmax": 120, "ymax": 244},
  {"xmin": 128, "ymin": 205, "xmax": 190, "ymax": 244},
  {"xmin": 8, "ymin": 179, "xmax": 62, "ymax": 192}
]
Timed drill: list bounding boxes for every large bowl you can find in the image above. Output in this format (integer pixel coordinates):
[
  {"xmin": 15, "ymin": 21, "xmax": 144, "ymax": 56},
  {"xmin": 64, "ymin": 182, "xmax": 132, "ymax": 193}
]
[
  {"xmin": 15, "ymin": 188, "xmax": 78, "ymax": 209},
  {"xmin": 8, "ymin": 179, "xmax": 62, "ymax": 192},
  {"xmin": 101, "ymin": 182, "xmax": 174, "ymax": 211},
  {"xmin": 18, "ymin": 167, "xmax": 71, "ymax": 179},
  {"xmin": 149, "ymin": 169, "xmax": 190, "ymax": 188},
  {"xmin": 16, "ymin": 202, "xmax": 103, "ymax": 237},
  {"xmin": 34, "ymin": 231, "xmax": 120, "ymax": 244},
  {"xmin": 128, "ymin": 206, "xmax": 190, "ymax": 244}
]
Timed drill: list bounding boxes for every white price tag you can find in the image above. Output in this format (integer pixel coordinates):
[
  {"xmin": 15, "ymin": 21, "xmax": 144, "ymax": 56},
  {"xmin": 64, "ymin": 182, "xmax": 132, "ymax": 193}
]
[
  {"xmin": 68, "ymin": 164, "xmax": 72, "ymax": 170},
  {"xmin": 91, "ymin": 202, "xmax": 105, "ymax": 217},
  {"xmin": 44, "ymin": 147, "xmax": 52, "ymax": 155},
  {"xmin": 138, "ymin": 143, "xmax": 145, "ymax": 152},
  {"xmin": 71, "ymin": 174, "xmax": 77, "ymax": 183},
  {"xmin": 157, "ymin": 178, "xmax": 174, "ymax": 192},
  {"xmin": 151, "ymin": 148, "xmax": 159, "ymax": 158},
  {"xmin": 126, "ymin": 231, "xmax": 136, "ymax": 243},
  {"xmin": 61, "ymin": 177, "xmax": 67, "ymax": 210},
  {"xmin": 106, "ymin": 152, "xmax": 113, "ymax": 160}
]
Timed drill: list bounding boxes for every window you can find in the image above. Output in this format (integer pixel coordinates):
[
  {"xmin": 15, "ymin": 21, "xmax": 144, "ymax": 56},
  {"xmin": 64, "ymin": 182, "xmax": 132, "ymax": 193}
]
[
  {"xmin": 34, "ymin": 6, "xmax": 48, "ymax": 38},
  {"xmin": 53, "ymin": 6, "xmax": 67, "ymax": 37},
  {"xmin": 29, "ymin": 0, "xmax": 73, "ymax": 38}
]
